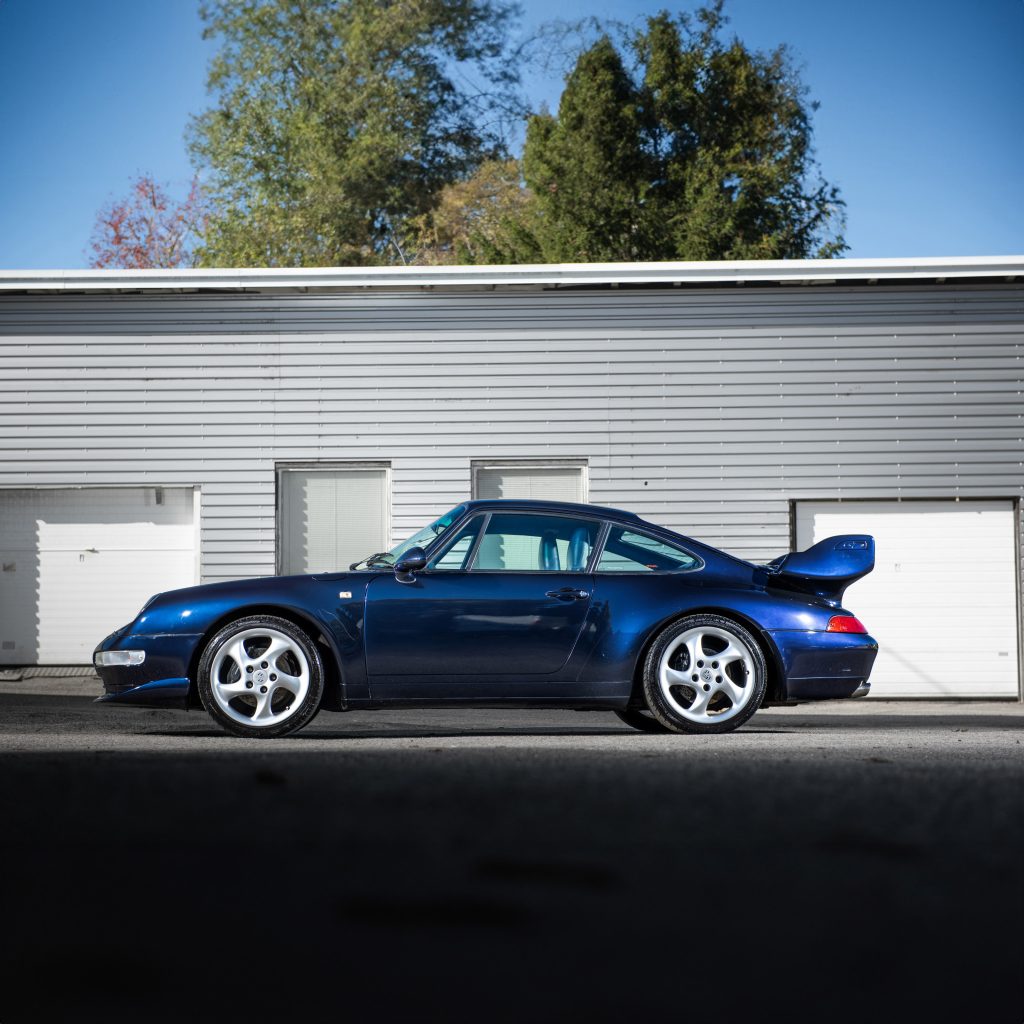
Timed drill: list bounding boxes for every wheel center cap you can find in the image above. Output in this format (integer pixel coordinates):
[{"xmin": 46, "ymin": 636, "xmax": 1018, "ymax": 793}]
[
  {"xmin": 701, "ymin": 668, "xmax": 712, "ymax": 682},
  {"xmin": 254, "ymin": 670, "xmax": 268, "ymax": 685}
]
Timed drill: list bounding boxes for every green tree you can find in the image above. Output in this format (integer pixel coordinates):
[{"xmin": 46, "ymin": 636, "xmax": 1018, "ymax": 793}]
[
  {"xmin": 515, "ymin": 2, "xmax": 844, "ymax": 262},
  {"xmin": 188, "ymin": 0, "xmax": 521, "ymax": 267},
  {"xmin": 408, "ymin": 159, "xmax": 540, "ymax": 264},
  {"xmin": 522, "ymin": 37, "xmax": 650, "ymax": 262}
]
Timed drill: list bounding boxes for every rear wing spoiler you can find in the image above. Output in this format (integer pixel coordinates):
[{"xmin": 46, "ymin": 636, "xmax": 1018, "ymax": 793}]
[{"xmin": 764, "ymin": 535, "xmax": 875, "ymax": 605}]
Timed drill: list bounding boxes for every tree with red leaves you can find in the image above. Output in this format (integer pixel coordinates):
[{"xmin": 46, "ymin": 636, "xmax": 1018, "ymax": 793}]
[{"xmin": 88, "ymin": 175, "xmax": 209, "ymax": 269}]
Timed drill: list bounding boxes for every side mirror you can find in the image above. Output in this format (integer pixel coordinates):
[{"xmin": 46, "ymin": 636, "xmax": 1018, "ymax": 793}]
[{"xmin": 395, "ymin": 547, "xmax": 427, "ymax": 581}]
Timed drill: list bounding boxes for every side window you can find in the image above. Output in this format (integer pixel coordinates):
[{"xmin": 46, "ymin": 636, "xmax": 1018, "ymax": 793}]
[
  {"xmin": 428, "ymin": 516, "xmax": 483, "ymax": 570},
  {"xmin": 597, "ymin": 527, "xmax": 700, "ymax": 573},
  {"xmin": 472, "ymin": 513, "xmax": 599, "ymax": 572}
]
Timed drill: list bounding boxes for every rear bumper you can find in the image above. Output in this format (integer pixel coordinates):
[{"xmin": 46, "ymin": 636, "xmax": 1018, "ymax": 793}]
[
  {"xmin": 93, "ymin": 630, "xmax": 203, "ymax": 710},
  {"xmin": 768, "ymin": 630, "xmax": 879, "ymax": 702}
]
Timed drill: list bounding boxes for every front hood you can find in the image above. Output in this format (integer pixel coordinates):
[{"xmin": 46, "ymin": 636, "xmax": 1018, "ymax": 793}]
[{"xmin": 128, "ymin": 571, "xmax": 374, "ymax": 635}]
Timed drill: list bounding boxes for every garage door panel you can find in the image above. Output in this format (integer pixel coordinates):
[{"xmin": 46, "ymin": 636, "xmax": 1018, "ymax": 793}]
[
  {"xmin": 0, "ymin": 488, "xmax": 197, "ymax": 665},
  {"xmin": 796, "ymin": 500, "xmax": 1019, "ymax": 698},
  {"xmin": 36, "ymin": 524, "xmax": 195, "ymax": 551}
]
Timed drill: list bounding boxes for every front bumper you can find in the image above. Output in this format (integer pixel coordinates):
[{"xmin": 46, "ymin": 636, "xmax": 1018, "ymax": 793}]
[
  {"xmin": 768, "ymin": 630, "xmax": 879, "ymax": 702},
  {"xmin": 93, "ymin": 629, "xmax": 204, "ymax": 709}
]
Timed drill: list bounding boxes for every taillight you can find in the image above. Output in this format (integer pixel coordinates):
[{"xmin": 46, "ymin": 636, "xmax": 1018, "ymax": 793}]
[{"xmin": 827, "ymin": 615, "xmax": 867, "ymax": 633}]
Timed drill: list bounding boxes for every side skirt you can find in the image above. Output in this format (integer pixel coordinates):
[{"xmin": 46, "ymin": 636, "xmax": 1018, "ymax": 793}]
[{"xmin": 344, "ymin": 695, "xmax": 631, "ymax": 712}]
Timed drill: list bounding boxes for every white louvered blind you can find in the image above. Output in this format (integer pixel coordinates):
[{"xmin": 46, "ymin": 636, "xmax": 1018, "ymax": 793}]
[
  {"xmin": 279, "ymin": 467, "xmax": 388, "ymax": 574},
  {"xmin": 473, "ymin": 464, "xmax": 586, "ymax": 570},
  {"xmin": 474, "ymin": 464, "xmax": 585, "ymax": 503}
]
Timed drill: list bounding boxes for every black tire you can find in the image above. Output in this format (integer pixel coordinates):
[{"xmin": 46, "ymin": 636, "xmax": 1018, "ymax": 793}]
[
  {"xmin": 198, "ymin": 614, "xmax": 324, "ymax": 739},
  {"xmin": 642, "ymin": 614, "xmax": 767, "ymax": 735},
  {"xmin": 613, "ymin": 709, "xmax": 674, "ymax": 734}
]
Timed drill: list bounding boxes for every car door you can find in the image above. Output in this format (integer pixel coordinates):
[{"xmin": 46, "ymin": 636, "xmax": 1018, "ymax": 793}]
[{"xmin": 363, "ymin": 510, "xmax": 600, "ymax": 697}]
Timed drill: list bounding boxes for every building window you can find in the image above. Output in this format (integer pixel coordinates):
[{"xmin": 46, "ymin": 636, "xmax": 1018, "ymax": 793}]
[
  {"xmin": 277, "ymin": 463, "xmax": 390, "ymax": 575},
  {"xmin": 471, "ymin": 459, "xmax": 588, "ymax": 504}
]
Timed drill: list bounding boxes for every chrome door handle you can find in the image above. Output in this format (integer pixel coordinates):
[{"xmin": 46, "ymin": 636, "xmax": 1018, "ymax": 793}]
[{"xmin": 545, "ymin": 588, "xmax": 590, "ymax": 601}]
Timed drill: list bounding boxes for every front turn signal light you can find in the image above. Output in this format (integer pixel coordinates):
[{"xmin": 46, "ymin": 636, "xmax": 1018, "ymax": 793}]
[
  {"xmin": 827, "ymin": 615, "xmax": 867, "ymax": 634},
  {"xmin": 94, "ymin": 650, "xmax": 146, "ymax": 667}
]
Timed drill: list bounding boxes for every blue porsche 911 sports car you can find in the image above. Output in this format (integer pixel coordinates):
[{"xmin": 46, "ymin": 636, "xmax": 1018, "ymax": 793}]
[{"xmin": 94, "ymin": 499, "xmax": 878, "ymax": 737}]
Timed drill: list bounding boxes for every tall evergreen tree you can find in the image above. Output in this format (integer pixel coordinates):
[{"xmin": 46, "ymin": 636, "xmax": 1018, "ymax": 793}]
[
  {"xmin": 523, "ymin": 37, "xmax": 650, "ymax": 262},
  {"xmin": 188, "ymin": 0, "xmax": 521, "ymax": 267},
  {"xmin": 515, "ymin": 3, "xmax": 844, "ymax": 262}
]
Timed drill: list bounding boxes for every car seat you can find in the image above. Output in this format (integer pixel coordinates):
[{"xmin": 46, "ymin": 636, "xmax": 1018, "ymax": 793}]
[
  {"xmin": 567, "ymin": 527, "xmax": 590, "ymax": 571},
  {"xmin": 539, "ymin": 530, "xmax": 561, "ymax": 570}
]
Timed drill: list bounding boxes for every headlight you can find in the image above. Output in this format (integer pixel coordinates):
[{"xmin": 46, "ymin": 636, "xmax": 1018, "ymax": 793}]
[{"xmin": 94, "ymin": 650, "xmax": 146, "ymax": 667}]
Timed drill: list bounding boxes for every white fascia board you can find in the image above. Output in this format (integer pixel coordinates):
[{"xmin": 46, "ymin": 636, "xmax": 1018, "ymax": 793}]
[{"xmin": 0, "ymin": 256, "xmax": 1021, "ymax": 293}]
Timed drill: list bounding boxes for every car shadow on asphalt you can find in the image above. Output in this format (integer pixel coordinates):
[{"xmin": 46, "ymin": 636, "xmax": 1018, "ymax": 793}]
[{"xmin": 140, "ymin": 725, "xmax": 797, "ymax": 739}]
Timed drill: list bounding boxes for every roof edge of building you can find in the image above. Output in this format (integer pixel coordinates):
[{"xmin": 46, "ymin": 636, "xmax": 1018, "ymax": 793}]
[{"xmin": 1, "ymin": 256, "xmax": 1022, "ymax": 294}]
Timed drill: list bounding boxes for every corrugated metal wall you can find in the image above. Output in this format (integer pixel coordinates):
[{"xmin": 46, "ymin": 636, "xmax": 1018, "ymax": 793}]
[{"xmin": 1, "ymin": 282, "xmax": 1021, "ymax": 589}]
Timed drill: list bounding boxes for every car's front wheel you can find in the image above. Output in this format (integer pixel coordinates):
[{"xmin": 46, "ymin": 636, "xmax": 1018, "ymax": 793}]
[
  {"xmin": 198, "ymin": 615, "xmax": 324, "ymax": 738},
  {"xmin": 642, "ymin": 614, "xmax": 767, "ymax": 734}
]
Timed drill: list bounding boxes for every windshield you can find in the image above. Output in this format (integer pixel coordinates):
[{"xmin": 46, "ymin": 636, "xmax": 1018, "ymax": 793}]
[{"xmin": 375, "ymin": 504, "xmax": 468, "ymax": 566}]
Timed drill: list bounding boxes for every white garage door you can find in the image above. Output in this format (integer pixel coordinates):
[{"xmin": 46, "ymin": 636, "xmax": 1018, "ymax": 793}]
[
  {"xmin": 0, "ymin": 487, "xmax": 198, "ymax": 666},
  {"xmin": 796, "ymin": 500, "xmax": 1020, "ymax": 698}
]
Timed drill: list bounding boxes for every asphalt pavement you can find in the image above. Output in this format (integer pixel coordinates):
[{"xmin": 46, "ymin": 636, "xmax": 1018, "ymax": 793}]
[{"xmin": 0, "ymin": 685, "xmax": 1021, "ymax": 1022}]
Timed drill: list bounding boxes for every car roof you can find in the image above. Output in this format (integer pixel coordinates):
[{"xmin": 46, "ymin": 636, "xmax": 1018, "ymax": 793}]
[
  {"xmin": 458, "ymin": 499, "xmax": 737, "ymax": 566},
  {"xmin": 462, "ymin": 498, "xmax": 643, "ymax": 523}
]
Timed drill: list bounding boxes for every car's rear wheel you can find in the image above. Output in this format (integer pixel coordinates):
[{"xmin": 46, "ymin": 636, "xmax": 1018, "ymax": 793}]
[
  {"xmin": 613, "ymin": 709, "xmax": 673, "ymax": 733},
  {"xmin": 642, "ymin": 614, "xmax": 766, "ymax": 734},
  {"xmin": 198, "ymin": 615, "xmax": 324, "ymax": 738}
]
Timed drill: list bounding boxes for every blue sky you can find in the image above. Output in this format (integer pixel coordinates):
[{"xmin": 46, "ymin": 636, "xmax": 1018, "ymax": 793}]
[{"xmin": 0, "ymin": 0, "xmax": 1021, "ymax": 268}]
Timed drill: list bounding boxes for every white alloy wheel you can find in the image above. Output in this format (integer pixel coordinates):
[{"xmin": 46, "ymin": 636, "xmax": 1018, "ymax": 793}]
[
  {"xmin": 642, "ymin": 614, "xmax": 767, "ymax": 734},
  {"xmin": 658, "ymin": 625, "xmax": 756, "ymax": 724},
  {"xmin": 198, "ymin": 615, "xmax": 324, "ymax": 738},
  {"xmin": 210, "ymin": 626, "xmax": 310, "ymax": 727}
]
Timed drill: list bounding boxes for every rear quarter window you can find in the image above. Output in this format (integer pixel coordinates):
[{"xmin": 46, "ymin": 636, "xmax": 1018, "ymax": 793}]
[{"xmin": 597, "ymin": 527, "xmax": 701, "ymax": 573}]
